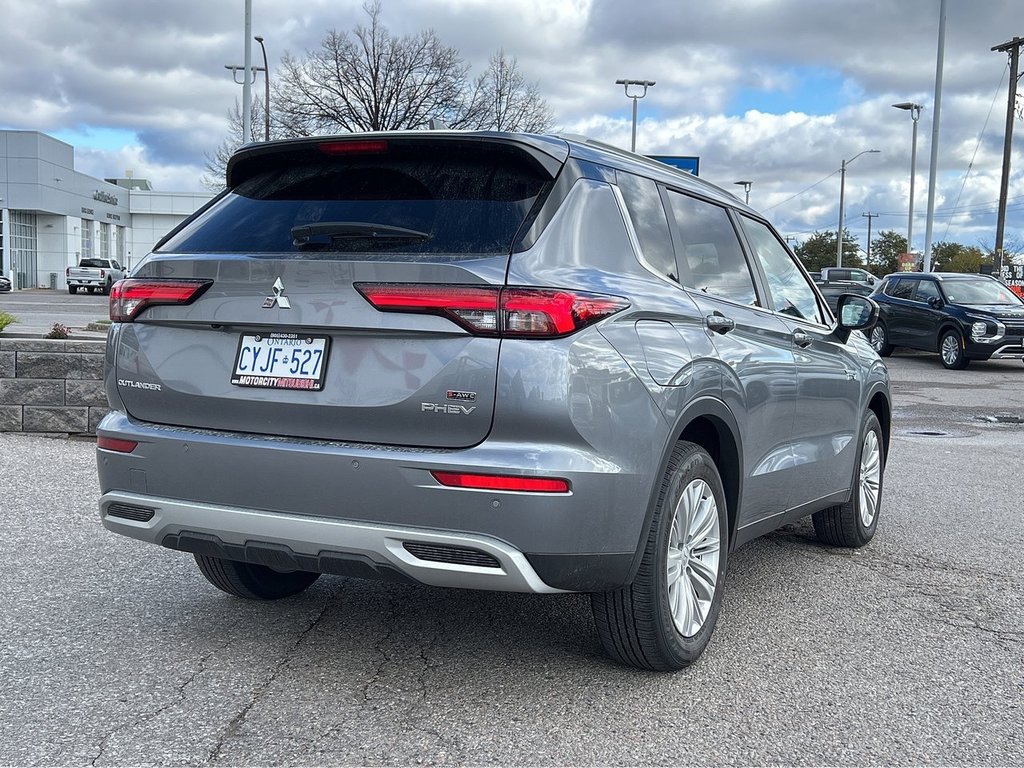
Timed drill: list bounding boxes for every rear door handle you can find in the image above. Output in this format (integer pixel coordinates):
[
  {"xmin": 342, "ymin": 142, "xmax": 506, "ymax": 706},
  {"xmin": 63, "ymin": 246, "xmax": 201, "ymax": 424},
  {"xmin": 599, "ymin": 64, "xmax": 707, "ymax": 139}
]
[
  {"xmin": 792, "ymin": 330, "xmax": 813, "ymax": 348},
  {"xmin": 706, "ymin": 314, "xmax": 735, "ymax": 335}
]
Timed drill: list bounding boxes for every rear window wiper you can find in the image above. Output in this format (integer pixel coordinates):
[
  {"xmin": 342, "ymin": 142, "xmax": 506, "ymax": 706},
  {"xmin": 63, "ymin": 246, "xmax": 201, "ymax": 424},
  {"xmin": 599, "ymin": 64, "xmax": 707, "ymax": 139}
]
[{"xmin": 291, "ymin": 222, "xmax": 431, "ymax": 247}]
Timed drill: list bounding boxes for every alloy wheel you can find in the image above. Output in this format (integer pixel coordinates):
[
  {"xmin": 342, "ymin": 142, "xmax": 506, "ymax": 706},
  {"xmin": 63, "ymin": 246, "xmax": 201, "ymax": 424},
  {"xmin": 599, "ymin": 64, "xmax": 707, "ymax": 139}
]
[
  {"xmin": 858, "ymin": 429, "xmax": 882, "ymax": 528},
  {"xmin": 941, "ymin": 333, "xmax": 960, "ymax": 366},
  {"xmin": 869, "ymin": 326, "xmax": 886, "ymax": 352},
  {"xmin": 666, "ymin": 479, "xmax": 721, "ymax": 638}
]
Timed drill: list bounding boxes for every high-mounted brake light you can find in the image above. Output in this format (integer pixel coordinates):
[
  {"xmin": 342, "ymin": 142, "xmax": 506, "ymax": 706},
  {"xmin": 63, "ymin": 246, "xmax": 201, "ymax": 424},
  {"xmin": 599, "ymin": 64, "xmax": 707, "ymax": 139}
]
[
  {"xmin": 354, "ymin": 283, "xmax": 628, "ymax": 338},
  {"xmin": 110, "ymin": 278, "xmax": 213, "ymax": 322},
  {"xmin": 318, "ymin": 139, "xmax": 389, "ymax": 156},
  {"xmin": 431, "ymin": 471, "xmax": 571, "ymax": 493}
]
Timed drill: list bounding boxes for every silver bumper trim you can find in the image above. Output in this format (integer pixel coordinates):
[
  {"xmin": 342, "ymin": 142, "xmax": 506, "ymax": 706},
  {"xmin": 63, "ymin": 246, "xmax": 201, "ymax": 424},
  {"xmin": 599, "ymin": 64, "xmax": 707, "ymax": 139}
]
[{"xmin": 99, "ymin": 491, "xmax": 565, "ymax": 594}]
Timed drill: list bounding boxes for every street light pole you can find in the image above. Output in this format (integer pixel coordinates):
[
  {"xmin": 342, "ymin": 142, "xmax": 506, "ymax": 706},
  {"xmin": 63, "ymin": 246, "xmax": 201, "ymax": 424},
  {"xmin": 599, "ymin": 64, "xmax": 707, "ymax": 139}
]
[
  {"xmin": 733, "ymin": 180, "xmax": 752, "ymax": 204},
  {"xmin": 892, "ymin": 102, "xmax": 923, "ymax": 256},
  {"xmin": 836, "ymin": 150, "xmax": 880, "ymax": 268},
  {"xmin": 255, "ymin": 35, "xmax": 270, "ymax": 142},
  {"xmin": 242, "ymin": 0, "xmax": 253, "ymax": 143},
  {"xmin": 615, "ymin": 79, "xmax": 656, "ymax": 152},
  {"xmin": 862, "ymin": 212, "xmax": 879, "ymax": 265}
]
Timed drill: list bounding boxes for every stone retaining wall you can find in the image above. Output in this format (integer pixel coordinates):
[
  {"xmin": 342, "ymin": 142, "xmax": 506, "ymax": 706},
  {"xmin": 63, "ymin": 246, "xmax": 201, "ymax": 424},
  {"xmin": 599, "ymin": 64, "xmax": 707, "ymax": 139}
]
[{"xmin": 0, "ymin": 337, "xmax": 108, "ymax": 435}]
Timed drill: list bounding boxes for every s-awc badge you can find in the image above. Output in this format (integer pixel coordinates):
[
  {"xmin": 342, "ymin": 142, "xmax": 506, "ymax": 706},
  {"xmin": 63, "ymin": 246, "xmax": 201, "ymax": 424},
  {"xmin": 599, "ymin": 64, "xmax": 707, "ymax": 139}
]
[{"xmin": 446, "ymin": 390, "xmax": 477, "ymax": 402}]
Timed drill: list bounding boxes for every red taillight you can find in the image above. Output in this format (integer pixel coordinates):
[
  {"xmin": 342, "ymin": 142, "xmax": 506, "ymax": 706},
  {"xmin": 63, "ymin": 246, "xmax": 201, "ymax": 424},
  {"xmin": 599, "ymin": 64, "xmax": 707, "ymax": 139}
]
[
  {"xmin": 354, "ymin": 283, "xmax": 628, "ymax": 338},
  {"xmin": 431, "ymin": 471, "xmax": 571, "ymax": 493},
  {"xmin": 99, "ymin": 269, "xmax": 106, "ymax": 278},
  {"xmin": 97, "ymin": 436, "xmax": 138, "ymax": 453},
  {"xmin": 319, "ymin": 139, "xmax": 388, "ymax": 155},
  {"xmin": 109, "ymin": 278, "xmax": 213, "ymax": 322}
]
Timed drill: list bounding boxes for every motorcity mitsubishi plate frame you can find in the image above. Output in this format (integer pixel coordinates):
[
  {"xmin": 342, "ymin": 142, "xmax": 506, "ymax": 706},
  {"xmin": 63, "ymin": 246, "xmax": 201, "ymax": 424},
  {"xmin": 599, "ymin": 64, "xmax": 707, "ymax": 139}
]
[{"xmin": 231, "ymin": 332, "xmax": 331, "ymax": 391}]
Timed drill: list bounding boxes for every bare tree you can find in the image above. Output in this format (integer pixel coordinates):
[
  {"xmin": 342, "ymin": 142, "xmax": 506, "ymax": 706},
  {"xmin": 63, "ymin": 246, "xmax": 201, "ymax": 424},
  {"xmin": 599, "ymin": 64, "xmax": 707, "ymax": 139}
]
[
  {"xmin": 462, "ymin": 50, "xmax": 554, "ymax": 133},
  {"xmin": 205, "ymin": 2, "xmax": 556, "ymax": 189},
  {"xmin": 274, "ymin": 0, "xmax": 470, "ymax": 134},
  {"xmin": 201, "ymin": 98, "xmax": 270, "ymax": 190}
]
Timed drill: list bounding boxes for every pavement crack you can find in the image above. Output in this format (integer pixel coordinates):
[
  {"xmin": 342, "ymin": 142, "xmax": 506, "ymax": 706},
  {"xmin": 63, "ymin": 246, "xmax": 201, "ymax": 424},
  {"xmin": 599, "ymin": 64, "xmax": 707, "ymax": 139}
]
[
  {"xmin": 206, "ymin": 600, "xmax": 332, "ymax": 765},
  {"xmin": 90, "ymin": 645, "xmax": 227, "ymax": 766}
]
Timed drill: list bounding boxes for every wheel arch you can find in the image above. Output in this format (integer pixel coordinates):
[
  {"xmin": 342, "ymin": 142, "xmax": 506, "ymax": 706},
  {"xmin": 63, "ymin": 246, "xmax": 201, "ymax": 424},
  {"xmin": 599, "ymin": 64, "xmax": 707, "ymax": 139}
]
[
  {"xmin": 867, "ymin": 386, "xmax": 892, "ymax": 463},
  {"xmin": 624, "ymin": 396, "xmax": 743, "ymax": 585},
  {"xmin": 932, "ymin": 320, "xmax": 963, "ymax": 353}
]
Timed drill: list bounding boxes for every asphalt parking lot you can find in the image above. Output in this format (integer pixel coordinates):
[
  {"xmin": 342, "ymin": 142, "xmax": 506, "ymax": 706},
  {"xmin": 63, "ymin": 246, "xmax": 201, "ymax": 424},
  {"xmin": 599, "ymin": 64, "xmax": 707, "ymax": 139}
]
[
  {"xmin": 0, "ymin": 288, "xmax": 110, "ymax": 337},
  {"xmin": 1, "ymin": 294, "xmax": 1022, "ymax": 765}
]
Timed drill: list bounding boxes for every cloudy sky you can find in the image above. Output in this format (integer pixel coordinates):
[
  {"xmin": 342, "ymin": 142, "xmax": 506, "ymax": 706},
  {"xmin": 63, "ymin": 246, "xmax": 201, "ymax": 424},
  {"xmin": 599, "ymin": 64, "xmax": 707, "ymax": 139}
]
[{"xmin": 2, "ymin": 0, "xmax": 1022, "ymax": 254}]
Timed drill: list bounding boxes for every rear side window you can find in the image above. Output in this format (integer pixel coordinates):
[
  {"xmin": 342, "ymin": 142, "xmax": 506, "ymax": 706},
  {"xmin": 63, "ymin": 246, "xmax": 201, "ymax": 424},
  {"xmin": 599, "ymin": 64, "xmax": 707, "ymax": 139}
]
[
  {"xmin": 160, "ymin": 143, "xmax": 555, "ymax": 257},
  {"xmin": 885, "ymin": 278, "xmax": 915, "ymax": 299},
  {"xmin": 664, "ymin": 190, "xmax": 757, "ymax": 305},
  {"xmin": 616, "ymin": 171, "xmax": 677, "ymax": 283}
]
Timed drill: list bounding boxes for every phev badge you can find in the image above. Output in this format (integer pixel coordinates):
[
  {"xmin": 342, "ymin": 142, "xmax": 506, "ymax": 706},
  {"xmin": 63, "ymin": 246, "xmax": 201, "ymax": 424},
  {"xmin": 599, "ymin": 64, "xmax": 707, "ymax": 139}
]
[{"xmin": 262, "ymin": 278, "xmax": 291, "ymax": 309}]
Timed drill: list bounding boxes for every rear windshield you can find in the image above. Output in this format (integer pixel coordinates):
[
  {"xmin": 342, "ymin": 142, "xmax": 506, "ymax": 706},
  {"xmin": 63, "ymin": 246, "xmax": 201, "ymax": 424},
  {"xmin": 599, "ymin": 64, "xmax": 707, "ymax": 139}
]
[
  {"xmin": 160, "ymin": 143, "xmax": 555, "ymax": 257},
  {"xmin": 78, "ymin": 259, "xmax": 109, "ymax": 268}
]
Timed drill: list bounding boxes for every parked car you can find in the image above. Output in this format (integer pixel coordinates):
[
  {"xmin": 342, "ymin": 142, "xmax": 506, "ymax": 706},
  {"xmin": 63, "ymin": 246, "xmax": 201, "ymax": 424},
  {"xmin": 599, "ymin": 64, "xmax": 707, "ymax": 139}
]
[
  {"xmin": 869, "ymin": 272, "xmax": 1024, "ymax": 369},
  {"xmin": 0, "ymin": 274, "xmax": 10, "ymax": 292},
  {"xmin": 816, "ymin": 267, "xmax": 878, "ymax": 289},
  {"xmin": 810, "ymin": 270, "xmax": 876, "ymax": 312},
  {"xmin": 66, "ymin": 258, "xmax": 126, "ymax": 295},
  {"xmin": 95, "ymin": 131, "xmax": 891, "ymax": 671}
]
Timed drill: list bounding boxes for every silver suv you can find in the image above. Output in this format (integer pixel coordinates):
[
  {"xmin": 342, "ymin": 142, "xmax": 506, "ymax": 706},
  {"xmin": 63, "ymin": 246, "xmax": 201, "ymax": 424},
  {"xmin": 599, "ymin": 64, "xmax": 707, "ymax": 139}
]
[{"xmin": 96, "ymin": 132, "xmax": 890, "ymax": 670}]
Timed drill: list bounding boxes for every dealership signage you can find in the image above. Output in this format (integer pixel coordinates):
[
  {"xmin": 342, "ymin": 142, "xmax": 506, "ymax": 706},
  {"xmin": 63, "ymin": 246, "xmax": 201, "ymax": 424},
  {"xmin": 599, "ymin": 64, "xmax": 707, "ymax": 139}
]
[{"xmin": 1000, "ymin": 263, "xmax": 1024, "ymax": 299}]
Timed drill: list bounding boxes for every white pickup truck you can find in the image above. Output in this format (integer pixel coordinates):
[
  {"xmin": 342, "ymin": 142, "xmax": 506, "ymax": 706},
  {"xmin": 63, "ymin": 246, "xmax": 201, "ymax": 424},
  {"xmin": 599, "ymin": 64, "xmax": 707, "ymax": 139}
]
[{"xmin": 66, "ymin": 258, "xmax": 126, "ymax": 294}]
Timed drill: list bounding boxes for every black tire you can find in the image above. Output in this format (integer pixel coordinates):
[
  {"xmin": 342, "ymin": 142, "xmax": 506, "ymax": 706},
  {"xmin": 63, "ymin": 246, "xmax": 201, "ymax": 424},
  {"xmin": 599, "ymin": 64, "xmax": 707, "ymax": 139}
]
[
  {"xmin": 869, "ymin": 322, "xmax": 893, "ymax": 357},
  {"xmin": 591, "ymin": 442, "xmax": 729, "ymax": 671},
  {"xmin": 68, "ymin": 285, "xmax": 77, "ymax": 295},
  {"xmin": 939, "ymin": 329, "xmax": 969, "ymax": 369},
  {"xmin": 193, "ymin": 554, "xmax": 320, "ymax": 600},
  {"xmin": 813, "ymin": 411, "xmax": 885, "ymax": 548},
  {"xmin": 101, "ymin": 279, "xmax": 112, "ymax": 295}
]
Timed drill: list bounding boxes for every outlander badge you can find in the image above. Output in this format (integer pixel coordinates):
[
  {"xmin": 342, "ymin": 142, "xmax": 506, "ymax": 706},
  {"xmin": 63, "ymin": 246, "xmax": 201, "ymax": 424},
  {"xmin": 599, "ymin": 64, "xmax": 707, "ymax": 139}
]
[{"xmin": 262, "ymin": 278, "xmax": 291, "ymax": 309}]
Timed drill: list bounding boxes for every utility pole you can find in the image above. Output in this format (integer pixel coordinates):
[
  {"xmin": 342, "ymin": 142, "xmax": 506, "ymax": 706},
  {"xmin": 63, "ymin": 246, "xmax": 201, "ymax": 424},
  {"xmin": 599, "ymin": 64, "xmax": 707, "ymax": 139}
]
[
  {"xmin": 992, "ymin": 35, "xmax": 1023, "ymax": 275},
  {"xmin": 862, "ymin": 212, "xmax": 879, "ymax": 266}
]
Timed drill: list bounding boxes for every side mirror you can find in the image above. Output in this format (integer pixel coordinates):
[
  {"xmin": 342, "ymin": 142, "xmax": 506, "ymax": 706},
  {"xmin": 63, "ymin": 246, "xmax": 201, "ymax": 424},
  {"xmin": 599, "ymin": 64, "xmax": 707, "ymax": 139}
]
[
  {"xmin": 866, "ymin": 275, "xmax": 876, "ymax": 285},
  {"xmin": 927, "ymin": 296, "xmax": 943, "ymax": 309},
  {"xmin": 834, "ymin": 294, "xmax": 879, "ymax": 343}
]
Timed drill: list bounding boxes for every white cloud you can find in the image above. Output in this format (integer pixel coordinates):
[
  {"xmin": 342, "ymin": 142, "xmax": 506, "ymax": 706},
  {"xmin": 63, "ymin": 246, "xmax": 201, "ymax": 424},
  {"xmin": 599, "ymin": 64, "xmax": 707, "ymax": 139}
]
[{"xmin": 0, "ymin": 0, "xmax": 1020, "ymax": 249}]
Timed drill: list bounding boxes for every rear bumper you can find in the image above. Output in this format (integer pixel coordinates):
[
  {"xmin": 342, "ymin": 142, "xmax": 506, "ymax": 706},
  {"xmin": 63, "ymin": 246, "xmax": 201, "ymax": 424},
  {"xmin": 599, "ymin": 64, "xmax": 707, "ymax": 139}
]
[
  {"xmin": 100, "ymin": 491, "xmax": 564, "ymax": 593},
  {"xmin": 96, "ymin": 410, "xmax": 654, "ymax": 592}
]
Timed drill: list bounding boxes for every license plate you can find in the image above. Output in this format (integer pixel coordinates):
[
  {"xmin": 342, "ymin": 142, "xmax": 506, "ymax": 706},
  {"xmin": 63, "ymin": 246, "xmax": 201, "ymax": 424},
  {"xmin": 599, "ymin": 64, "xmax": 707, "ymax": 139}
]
[{"xmin": 231, "ymin": 333, "xmax": 329, "ymax": 390}]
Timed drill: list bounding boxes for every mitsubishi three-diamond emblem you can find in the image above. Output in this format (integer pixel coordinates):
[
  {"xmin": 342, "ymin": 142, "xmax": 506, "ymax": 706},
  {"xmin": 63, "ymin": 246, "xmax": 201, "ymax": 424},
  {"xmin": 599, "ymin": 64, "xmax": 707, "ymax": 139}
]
[{"xmin": 261, "ymin": 277, "xmax": 291, "ymax": 309}]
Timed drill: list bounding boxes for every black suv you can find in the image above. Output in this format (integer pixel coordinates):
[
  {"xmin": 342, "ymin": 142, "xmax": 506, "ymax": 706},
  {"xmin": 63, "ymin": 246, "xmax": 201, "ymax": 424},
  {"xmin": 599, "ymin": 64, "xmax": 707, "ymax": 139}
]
[{"xmin": 869, "ymin": 272, "xmax": 1024, "ymax": 369}]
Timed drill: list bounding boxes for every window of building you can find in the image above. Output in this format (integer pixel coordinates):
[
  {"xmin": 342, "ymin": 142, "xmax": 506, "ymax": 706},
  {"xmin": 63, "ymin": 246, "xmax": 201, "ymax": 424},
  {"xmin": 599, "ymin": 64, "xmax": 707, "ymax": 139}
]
[
  {"xmin": 100, "ymin": 222, "xmax": 111, "ymax": 259},
  {"xmin": 9, "ymin": 211, "xmax": 38, "ymax": 287},
  {"xmin": 81, "ymin": 219, "xmax": 93, "ymax": 259}
]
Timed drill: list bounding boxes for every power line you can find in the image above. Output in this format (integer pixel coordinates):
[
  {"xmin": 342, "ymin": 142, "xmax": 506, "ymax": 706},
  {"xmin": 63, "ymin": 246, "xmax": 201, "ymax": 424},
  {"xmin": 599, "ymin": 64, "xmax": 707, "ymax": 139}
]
[
  {"xmin": 941, "ymin": 62, "xmax": 1009, "ymax": 241},
  {"xmin": 761, "ymin": 169, "xmax": 840, "ymax": 212}
]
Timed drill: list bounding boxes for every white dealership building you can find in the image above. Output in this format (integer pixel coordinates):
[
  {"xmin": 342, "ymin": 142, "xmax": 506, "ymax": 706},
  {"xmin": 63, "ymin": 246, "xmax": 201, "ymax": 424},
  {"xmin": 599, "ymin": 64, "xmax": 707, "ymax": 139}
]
[{"xmin": 0, "ymin": 130, "xmax": 214, "ymax": 290}]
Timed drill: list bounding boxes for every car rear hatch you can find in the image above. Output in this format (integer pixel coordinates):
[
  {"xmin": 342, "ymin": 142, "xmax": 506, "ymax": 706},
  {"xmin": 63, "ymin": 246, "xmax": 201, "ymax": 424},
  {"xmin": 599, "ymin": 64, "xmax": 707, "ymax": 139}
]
[{"xmin": 111, "ymin": 133, "xmax": 566, "ymax": 448}]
